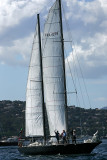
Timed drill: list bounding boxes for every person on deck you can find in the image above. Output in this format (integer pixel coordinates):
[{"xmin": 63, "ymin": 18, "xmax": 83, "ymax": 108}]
[
  {"xmin": 72, "ymin": 129, "xmax": 76, "ymax": 144},
  {"xmin": 55, "ymin": 130, "xmax": 60, "ymax": 144},
  {"xmin": 61, "ymin": 130, "xmax": 67, "ymax": 144},
  {"xmin": 69, "ymin": 128, "xmax": 73, "ymax": 143}
]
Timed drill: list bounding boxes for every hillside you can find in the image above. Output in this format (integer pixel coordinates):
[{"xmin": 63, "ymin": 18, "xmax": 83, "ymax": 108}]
[
  {"xmin": 68, "ymin": 106, "xmax": 107, "ymax": 136},
  {"xmin": 101, "ymin": 106, "xmax": 107, "ymax": 110},
  {"xmin": 0, "ymin": 100, "xmax": 107, "ymax": 138},
  {"xmin": 0, "ymin": 100, "xmax": 25, "ymax": 138}
]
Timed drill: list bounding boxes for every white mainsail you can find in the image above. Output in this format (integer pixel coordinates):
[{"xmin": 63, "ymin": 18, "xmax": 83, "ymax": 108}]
[
  {"xmin": 26, "ymin": 18, "xmax": 44, "ymax": 137},
  {"xmin": 42, "ymin": 0, "xmax": 66, "ymax": 136}
]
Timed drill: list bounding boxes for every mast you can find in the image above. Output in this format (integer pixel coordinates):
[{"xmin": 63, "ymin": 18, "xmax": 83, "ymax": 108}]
[
  {"xmin": 37, "ymin": 14, "xmax": 46, "ymax": 143},
  {"xmin": 58, "ymin": 0, "xmax": 68, "ymax": 133}
]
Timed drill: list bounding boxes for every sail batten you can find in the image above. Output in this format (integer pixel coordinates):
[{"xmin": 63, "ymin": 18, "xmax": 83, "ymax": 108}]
[
  {"xmin": 25, "ymin": 16, "xmax": 44, "ymax": 137},
  {"xmin": 42, "ymin": 0, "xmax": 66, "ymax": 136}
]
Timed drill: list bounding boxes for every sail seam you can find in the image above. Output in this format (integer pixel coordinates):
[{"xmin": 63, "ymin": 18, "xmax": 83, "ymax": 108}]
[
  {"xmin": 43, "ymin": 65, "xmax": 62, "ymax": 69},
  {"xmin": 45, "ymin": 22, "xmax": 60, "ymax": 24}
]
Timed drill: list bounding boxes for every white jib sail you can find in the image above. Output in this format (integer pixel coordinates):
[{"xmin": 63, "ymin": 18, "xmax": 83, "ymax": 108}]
[
  {"xmin": 42, "ymin": 0, "xmax": 66, "ymax": 136},
  {"xmin": 26, "ymin": 20, "xmax": 44, "ymax": 137}
]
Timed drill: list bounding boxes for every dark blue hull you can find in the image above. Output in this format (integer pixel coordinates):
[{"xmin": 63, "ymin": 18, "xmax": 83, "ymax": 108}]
[
  {"xmin": 0, "ymin": 141, "xmax": 18, "ymax": 146},
  {"xmin": 18, "ymin": 141, "xmax": 101, "ymax": 155}
]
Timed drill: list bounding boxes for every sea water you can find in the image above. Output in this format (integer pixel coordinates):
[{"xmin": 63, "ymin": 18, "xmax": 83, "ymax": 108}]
[{"xmin": 0, "ymin": 139, "xmax": 107, "ymax": 160}]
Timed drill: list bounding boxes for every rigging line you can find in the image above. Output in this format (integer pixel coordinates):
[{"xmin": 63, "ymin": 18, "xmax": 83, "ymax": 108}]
[
  {"xmin": 64, "ymin": 49, "xmax": 77, "ymax": 93},
  {"xmin": 65, "ymin": 49, "xmax": 82, "ymax": 108},
  {"xmin": 64, "ymin": 36, "xmax": 86, "ymax": 108},
  {"xmin": 76, "ymin": 92, "xmax": 81, "ymax": 108},
  {"xmin": 65, "ymin": 46, "xmax": 86, "ymax": 108},
  {"xmin": 73, "ymin": 47, "xmax": 92, "ymax": 108},
  {"xmin": 62, "ymin": 4, "xmax": 91, "ymax": 108},
  {"xmin": 62, "ymin": 4, "xmax": 92, "ymax": 109},
  {"xmin": 33, "ymin": 0, "xmax": 55, "ymax": 15}
]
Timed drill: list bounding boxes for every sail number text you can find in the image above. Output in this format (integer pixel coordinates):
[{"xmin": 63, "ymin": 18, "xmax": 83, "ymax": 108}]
[{"xmin": 45, "ymin": 32, "xmax": 58, "ymax": 37}]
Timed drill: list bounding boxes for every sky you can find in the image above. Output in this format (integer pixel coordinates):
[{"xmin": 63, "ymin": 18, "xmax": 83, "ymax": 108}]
[{"xmin": 0, "ymin": 0, "xmax": 107, "ymax": 109}]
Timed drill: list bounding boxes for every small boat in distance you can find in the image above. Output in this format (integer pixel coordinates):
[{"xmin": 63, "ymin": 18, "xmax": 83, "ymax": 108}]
[
  {"xmin": 0, "ymin": 137, "xmax": 18, "ymax": 146},
  {"xmin": 18, "ymin": 0, "xmax": 101, "ymax": 155}
]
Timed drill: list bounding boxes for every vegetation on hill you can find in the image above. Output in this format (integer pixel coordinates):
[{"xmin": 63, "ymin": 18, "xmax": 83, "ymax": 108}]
[
  {"xmin": 0, "ymin": 100, "xmax": 25, "ymax": 138},
  {"xmin": 68, "ymin": 106, "xmax": 107, "ymax": 137},
  {"xmin": 0, "ymin": 100, "xmax": 107, "ymax": 139}
]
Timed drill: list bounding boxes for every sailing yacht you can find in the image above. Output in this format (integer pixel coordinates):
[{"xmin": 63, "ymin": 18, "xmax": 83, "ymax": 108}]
[{"xmin": 18, "ymin": 0, "xmax": 101, "ymax": 155}]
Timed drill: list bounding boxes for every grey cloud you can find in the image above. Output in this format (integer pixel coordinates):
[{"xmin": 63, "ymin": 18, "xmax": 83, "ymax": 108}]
[
  {"xmin": 67, "ymin": 51, "xmax": 107, "ymax": 79},
  {"xmin": 0, "ymin": 16, "xmax": 36, "ymax": 47}
]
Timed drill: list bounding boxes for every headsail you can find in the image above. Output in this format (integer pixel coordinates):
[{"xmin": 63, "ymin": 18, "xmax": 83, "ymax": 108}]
[
  {"xmin": 42, "ymin": 0, "xmax": 66, "ymax": 136},
  {"xmin": 26, "ymin": 15, "xmax": 44, "ymax": 137}
]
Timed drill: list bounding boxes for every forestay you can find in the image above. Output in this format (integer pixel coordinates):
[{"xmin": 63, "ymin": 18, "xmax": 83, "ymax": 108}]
[
  {"xmin": 42, "ymin": 0, "xmax": 66, "ymax": 136},
  {"xmin": 26, "ymin": 21, "xmax": 44, "ymax": 137}
]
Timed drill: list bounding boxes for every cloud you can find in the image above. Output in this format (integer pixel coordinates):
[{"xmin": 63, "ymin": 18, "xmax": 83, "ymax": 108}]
[
  {"xmin": 64, "ymin": 0, "xmax": 107, "ymax": 41},
  {"xmin": 0, "ymin": 0, "xmax": 48, "ymax": 33},
  {"xmin": 0, "ymin": 0, "xmax": 52, "ymax": 67},
  {"xmin": 66, "ymin": 31, "xmax": 107, "ymax": 78},
  {"xmin": 0, "ymin": 0, "xmax": 107, "ymax": 81},
  {"xmin": 65, "ymin": 0, "xmax": 107, "ymax": 79},
  {"xmin": 0, "ymin": 33, "xmax": 34, "ymax": 66}
]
